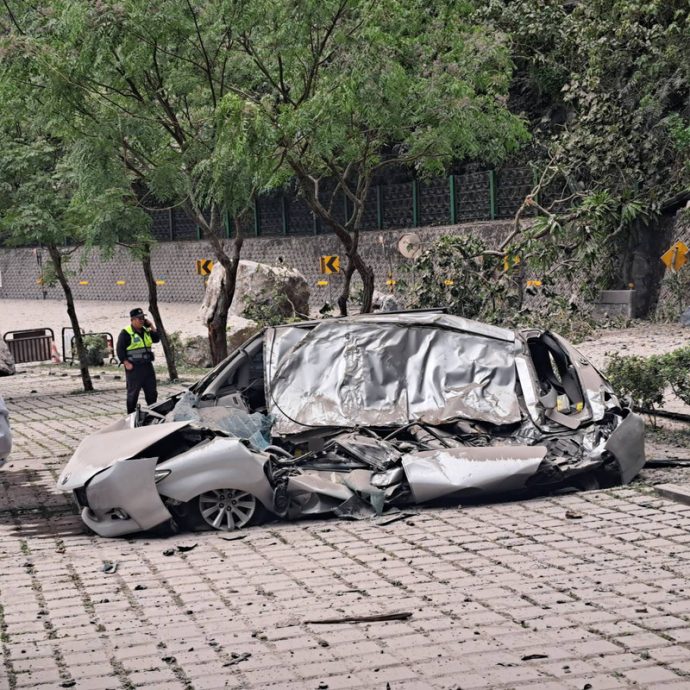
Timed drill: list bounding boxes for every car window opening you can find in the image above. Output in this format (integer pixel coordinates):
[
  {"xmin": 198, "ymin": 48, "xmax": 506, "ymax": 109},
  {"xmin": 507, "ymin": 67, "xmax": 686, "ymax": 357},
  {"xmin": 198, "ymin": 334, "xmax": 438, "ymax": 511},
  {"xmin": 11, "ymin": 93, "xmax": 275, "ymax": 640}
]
[{"xmin": 527, "ymin": 333, "xmax": 585, "ymax": 414}]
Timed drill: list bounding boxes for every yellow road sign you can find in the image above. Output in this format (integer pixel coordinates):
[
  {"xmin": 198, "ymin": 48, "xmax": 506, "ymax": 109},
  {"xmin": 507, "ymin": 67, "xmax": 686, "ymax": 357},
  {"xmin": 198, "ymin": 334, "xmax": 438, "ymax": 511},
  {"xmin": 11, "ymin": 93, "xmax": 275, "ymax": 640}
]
[
  {"xmin": 196, "ymin": 259, "xmax": 214, "ymax": 276},
  {"xmin": 116, "ymin": 280, "xmax": 126, "ymax": 286},
  {"xmin": 320, "ymin": 255, "xmax": 340, "ymax": 274},
  {"xmin": 661, "ymin": 241, "xmax": 689, "ymax": 272},
  {"xmin": 79, "ymin": 280, "xmax": 89, "ymax": 285},
  {"xmin": 156, "ymin": 280, "xmax": 166, "ymax": 286}
]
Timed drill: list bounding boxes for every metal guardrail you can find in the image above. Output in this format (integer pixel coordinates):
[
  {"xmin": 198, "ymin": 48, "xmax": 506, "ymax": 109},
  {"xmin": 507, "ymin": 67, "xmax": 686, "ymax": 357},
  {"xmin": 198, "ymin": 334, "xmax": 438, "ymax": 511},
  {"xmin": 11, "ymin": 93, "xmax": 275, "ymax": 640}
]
[{"xmin": 3, "ymin": 328, "xmax": 55, "ymax": 364}]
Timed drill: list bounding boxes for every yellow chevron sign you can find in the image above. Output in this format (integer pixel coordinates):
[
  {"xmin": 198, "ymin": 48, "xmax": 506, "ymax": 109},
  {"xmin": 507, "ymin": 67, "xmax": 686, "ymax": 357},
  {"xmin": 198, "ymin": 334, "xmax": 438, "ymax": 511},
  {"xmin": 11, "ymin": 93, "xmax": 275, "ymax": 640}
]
[
  {"xmin": 320, "ymin": 256, "xmax": 340, "ymax": 274},
  {"xmin": 661, "ymin": 241, "xmax": 689, "ymax": 272}
]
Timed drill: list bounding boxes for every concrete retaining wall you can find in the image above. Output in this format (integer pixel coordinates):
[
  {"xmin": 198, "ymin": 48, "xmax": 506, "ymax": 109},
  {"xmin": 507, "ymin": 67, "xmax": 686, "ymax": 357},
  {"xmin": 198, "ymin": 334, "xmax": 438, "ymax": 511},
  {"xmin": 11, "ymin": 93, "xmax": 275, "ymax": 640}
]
[{"xmin": 0, "ymin": 221, "xmax": 512, "ymax": 306}]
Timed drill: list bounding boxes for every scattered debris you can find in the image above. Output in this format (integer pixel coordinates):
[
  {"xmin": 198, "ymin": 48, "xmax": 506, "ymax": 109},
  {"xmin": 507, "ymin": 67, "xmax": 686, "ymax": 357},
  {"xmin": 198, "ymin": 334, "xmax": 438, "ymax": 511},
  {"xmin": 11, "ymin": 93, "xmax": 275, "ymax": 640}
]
[
  {"xmin": 223, "ymin": 652, "xmax": 252, "ymax": 666},
  {"xmin": 521, "ymin": 653, "xmax": 549, "ymax": 661},
  {"xmin": 163, "ymin": 544, "xmax": 198, "ymax": 556},
  {"xmin": 645, "ymin": 458, "xmax": 690, "ymax": 467},
  {"xmin": 219, "ymin": 534, "xmax": 247, "ymax": 542},
  {"xmin": 375, "ymin": 511, "xmax": 419, "ymax": 526},
  {"xmin": 304, "ymin": 611, "xmax": 413, "ymax": 625},
  {"xmin": 102, "ymin": 560, "xmax": 118, "ymax": 574},
  {"xmin": 565, "ymin": 510, "xmax": 583, "ymax": 520},
  {"xmin": 134, "ymin": 584, "xmax": 148, "ymax": 591},
  {"xmin": 60, "ymin": 681, "xmax": 76, "ymax": 688}
]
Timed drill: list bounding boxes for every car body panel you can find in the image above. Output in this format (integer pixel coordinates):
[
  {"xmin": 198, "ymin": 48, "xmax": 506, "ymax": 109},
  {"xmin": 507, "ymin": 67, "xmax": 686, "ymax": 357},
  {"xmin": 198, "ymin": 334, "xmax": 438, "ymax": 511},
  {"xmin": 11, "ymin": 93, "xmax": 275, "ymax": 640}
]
[
  {"xmin": 58, "ymin": 421, "xmax": 189, "ymax": 491},
  {"xmin": 268, "ymin": 318, "xmax": 522, "ymax": 434},
  {"xmin": 82, "ymin": 456, "xmax": 171, "ymax": 537},
  {"xmin": 401, "ymin": 446, "xmax": 548, "ymax": 502},
  {"xmin": 604, "ymin": 411, "xmax": 646, "ymax": 483},
  {"xmin": 156, "ymin": 437, "xmax": 274, "ymax": 509}
]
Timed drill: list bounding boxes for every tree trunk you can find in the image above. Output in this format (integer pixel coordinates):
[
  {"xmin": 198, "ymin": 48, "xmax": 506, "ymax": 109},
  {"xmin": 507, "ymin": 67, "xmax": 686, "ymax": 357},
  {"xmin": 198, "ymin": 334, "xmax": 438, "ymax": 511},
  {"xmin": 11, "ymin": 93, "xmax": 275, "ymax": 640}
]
[
  {"xmin": 288, "ymin": 162, "xmax": 375, "ymax": 316},
  {"xmin": 337, "ymin": 258, "xmax": 357, "ymax": 316},
  {"xmin": 354, "ymin": 254, "xmax": 375, "ymax": 314},
  {"xmin": 204, "ymin": 211, "xmax": 244, "ymax": 365},
  {"xmin": 141, "ymin": 245, "xmax": 178, "ymax": 381},
  {"xmin": 46, "ymin": 244, "xmax": 93, "ymax": 392}
]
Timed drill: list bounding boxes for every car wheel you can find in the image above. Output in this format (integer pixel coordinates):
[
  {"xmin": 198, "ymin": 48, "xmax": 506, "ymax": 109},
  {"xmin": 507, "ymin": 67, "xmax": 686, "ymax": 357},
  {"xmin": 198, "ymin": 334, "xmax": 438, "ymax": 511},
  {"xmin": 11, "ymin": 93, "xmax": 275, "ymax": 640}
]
[{"xmin": 197, "ymin": 489, "xmax": 262, "ymax": 531}]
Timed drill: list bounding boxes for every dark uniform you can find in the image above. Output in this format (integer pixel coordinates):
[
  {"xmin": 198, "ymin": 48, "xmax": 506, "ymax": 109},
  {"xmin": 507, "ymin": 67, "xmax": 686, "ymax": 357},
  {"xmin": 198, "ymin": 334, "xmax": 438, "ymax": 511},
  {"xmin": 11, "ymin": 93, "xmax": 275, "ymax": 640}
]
[{"xmin": 116, "ymin": 308, "xmax": 161, "ymax": 414}]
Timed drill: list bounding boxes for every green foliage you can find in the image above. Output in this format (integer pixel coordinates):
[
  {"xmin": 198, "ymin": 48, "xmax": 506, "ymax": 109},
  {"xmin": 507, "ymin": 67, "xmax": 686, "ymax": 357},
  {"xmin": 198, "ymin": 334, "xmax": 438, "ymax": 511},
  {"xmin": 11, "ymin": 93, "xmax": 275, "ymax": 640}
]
[
  {"xmin": 80, "ymin": 334, "xmax": 108, "ymax": 366},
  {"xmin": 658, "ymin": 348, "xmax": 690, "ymax": 407},
  {"xmin": 482, "ymin": 0, "xmax": 690, "ymax": 211},
  {"xmin": 398, "ymin": 233, "xmax": 596, "ymax": 341},
  {"xmin": 242, "ymin": 272, "xmax": 306, "ymax": 328},
  {"xmin": 399, "ymin": 235, "xmax": 515, "ymax": 321},
  {"xmin": 605, "ymin": 346, "xmax": 690, "ymax": 411},
  {"xmin": 605, "ymin": 353, "xmax": 666, "ymax": 409}
]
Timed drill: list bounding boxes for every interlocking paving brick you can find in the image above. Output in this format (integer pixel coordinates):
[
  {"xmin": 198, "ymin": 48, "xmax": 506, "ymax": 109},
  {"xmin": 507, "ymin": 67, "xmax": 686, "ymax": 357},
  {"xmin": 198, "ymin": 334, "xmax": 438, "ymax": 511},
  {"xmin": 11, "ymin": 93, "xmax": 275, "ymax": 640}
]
[{"xmin": 3, "ymin": 372, "xmax": 690, "ymax": 687}]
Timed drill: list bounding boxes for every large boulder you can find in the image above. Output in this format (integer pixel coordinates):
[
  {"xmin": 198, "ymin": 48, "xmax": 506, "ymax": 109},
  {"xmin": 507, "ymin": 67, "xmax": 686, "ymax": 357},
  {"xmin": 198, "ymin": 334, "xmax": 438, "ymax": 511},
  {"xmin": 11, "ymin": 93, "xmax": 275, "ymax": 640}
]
[
  {"xmin": 200, "ymin": 260, "xmax": 310, "ymax": 325},
  {"xmin": 372, "ymin": 290, "xmax": 404, "ymax": 313},
  {"xmin": 181, "ymin": 336, "xmax": 213, "ymax": 368},
  {"xmin": 0, "ymin": 339, "xmax": 16, "ymax": 376}
]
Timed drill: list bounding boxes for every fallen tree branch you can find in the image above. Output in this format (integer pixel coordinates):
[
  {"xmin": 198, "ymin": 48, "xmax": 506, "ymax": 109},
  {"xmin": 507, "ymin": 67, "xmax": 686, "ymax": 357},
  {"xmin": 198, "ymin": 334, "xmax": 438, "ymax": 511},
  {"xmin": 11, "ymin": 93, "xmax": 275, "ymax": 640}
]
[
  {"xmin": 636, "ymin": 407, "xmax": 690, "ymax": 423},
  {"xmin": 304, "ymin": 611, "xmax": 413, "ymax": 625}
]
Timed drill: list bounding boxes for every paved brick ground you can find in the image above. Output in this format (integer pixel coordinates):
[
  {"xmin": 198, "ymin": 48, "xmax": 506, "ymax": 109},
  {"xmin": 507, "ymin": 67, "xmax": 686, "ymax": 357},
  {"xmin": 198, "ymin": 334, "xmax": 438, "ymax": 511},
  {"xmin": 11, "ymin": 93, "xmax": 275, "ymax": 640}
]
[{"xmin": 2, "ymin": 368, "xmax": 690, "ymax": 688}]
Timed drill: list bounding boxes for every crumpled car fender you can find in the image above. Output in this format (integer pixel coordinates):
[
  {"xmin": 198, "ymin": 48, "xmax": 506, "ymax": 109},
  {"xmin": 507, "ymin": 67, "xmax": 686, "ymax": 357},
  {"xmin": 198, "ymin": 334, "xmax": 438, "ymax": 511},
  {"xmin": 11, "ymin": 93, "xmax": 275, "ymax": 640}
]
[
  {"xmin": 604, "ymin": 411, "xmax": 645, "ymax": 484},
  {"xmin": 402, "ymin": 446, "xmax": 548, "ymax": 502},
  {"xmin": 84, "ymin": 456, "xmax": 172, "ymax": 537},
  {"xmin": 155, "ymin": 437, "xmax": 274, "ymax": 509}
]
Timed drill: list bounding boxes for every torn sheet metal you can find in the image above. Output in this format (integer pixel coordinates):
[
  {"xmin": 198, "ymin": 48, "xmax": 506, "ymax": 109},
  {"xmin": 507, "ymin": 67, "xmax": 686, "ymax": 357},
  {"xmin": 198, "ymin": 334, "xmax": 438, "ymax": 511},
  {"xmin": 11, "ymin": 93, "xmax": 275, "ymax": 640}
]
[
  {"xmin": 401, "ymin": 446, "xmax": 547, "ymax": 502},
  {"xmin": 82, "ymin": 456, "xmax": 171, "ymax": 537},
  {"xmin": 268, "ymin": 320, "xmax": 522, "ymax": 434},
  {"xmin": 604, "ymin": 411, "xmax": 646, "ymax": 483},
  {"xmin": 58, "ymin": 421, "xmax": 190, "ymax": 491}
]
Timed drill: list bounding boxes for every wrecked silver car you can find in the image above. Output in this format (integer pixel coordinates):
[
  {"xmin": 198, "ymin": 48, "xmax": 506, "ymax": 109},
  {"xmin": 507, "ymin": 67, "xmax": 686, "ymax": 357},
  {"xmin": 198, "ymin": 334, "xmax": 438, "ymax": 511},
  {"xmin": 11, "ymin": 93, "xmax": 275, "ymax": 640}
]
[{"xmin": 57, "ymin": 311, "xmax": 645, "ymax": 537}]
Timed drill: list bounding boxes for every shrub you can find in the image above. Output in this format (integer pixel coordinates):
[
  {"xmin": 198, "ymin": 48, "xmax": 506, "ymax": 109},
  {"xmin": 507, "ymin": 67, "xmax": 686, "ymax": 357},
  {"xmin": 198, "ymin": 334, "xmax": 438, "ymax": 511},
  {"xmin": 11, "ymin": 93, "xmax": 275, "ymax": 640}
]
[{"xmin": 605, "ymin": 353, "xmax": 665, "ymax": 409}]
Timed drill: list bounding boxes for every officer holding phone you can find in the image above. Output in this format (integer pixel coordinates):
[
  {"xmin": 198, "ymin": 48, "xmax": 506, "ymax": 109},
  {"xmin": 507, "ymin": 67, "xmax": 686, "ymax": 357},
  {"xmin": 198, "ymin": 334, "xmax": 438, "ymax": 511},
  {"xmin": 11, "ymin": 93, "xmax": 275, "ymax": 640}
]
[{"xmin": 116, "ymin": 307, "xmax": 161, "ymax": 414}]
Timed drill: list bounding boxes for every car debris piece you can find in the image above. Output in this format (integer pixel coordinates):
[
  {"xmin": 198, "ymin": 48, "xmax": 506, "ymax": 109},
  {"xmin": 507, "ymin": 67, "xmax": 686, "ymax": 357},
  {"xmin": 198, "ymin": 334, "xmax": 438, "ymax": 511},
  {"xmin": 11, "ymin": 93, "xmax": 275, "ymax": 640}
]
[
  {"xmin": 223, "ymin": 652, "xmax": 251, "ymax": 666},
  {"xmin": 163, "ymin": 544, "xmax": 198, "ymax": 555},
  {"xmin": 565, "ymin": 510, "xmax": 583, "ymax": 520},
  {"xmin": 101, "ymin": 560, "xmax": 118, "ymax": 574},
  {"xmin": 57, "ymin": 311, "xmax": 646, "ymax": 538},
  {"xmin": 375, "ymin": 511, "xmax": 419, "ymax": 526},
  {"xmin": 304, "ymin": 611, "xmax": 413, "ymax": 624},
  {"xmin": 219, "ymin": 533, "xmax": 247, "ymax": 542}
]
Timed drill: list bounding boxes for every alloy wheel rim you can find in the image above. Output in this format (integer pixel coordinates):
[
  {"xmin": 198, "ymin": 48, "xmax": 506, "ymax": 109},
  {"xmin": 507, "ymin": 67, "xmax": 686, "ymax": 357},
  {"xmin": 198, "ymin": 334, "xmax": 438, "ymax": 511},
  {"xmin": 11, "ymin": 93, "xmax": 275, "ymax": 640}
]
[{"xmin": 198, "ymin": 489, "xmax": 256, "ymax": 530}]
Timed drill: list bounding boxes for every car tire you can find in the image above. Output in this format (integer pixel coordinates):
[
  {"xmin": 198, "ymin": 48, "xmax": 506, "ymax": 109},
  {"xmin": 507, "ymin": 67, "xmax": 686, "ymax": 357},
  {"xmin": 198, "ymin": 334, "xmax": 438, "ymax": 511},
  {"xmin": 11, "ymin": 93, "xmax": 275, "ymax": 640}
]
[{"xmin": 195, "ymin": 488, "xmax": 266, "ymax": 531}]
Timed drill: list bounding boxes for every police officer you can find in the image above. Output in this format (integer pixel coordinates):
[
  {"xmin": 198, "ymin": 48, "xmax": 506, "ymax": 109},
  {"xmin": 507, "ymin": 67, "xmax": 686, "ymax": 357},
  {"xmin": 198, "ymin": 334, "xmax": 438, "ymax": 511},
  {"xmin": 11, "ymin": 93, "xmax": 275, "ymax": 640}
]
[{"xmin": 116, "ymin": 307, "xmax": 161, "ymax": 414}]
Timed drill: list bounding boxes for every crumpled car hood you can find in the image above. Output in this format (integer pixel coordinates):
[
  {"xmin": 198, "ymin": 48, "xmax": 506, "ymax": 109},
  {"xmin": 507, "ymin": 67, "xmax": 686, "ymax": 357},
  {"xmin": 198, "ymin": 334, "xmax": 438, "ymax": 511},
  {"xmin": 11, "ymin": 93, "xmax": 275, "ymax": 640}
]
[
  {"xmin": 266, "ymin": 313, "xmax": 522, "ymax": 434},
  {"xmin": 58, "ymin": 420, "xmax": 189, "ymax": 490}
]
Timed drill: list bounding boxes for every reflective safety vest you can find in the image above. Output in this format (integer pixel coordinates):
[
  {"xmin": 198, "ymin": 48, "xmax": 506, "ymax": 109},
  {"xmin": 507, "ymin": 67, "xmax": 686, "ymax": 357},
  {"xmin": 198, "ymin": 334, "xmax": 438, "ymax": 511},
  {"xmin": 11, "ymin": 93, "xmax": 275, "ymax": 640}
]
[{"xmin": 124, "ymin": 325, "xmax": 154, "ymax": 363}]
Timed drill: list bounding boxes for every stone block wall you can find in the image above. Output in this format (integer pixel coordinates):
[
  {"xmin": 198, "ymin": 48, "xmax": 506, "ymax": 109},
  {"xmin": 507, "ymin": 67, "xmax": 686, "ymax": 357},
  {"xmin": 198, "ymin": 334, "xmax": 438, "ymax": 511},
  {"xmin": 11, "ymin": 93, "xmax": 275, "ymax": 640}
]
[{"xmin": 0, "ymin": 221, "xmax": 513, "ymax": 306}]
